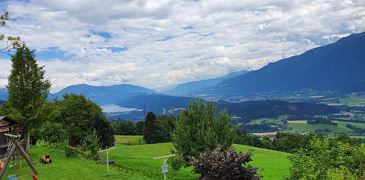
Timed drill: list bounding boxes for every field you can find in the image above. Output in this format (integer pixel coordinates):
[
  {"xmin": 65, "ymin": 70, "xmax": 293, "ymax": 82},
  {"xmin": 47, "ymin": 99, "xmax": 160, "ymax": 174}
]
[
  {"xmin": 338, "ymin": 97, "xmax": 365, "ymax": 106},
  {"xmin": 287, "ymin": 121, "xmax": 365, "ymax": 134},
  {"xmin": 4, "ymin": 136, "xmax": 291, "ymax": 179}
]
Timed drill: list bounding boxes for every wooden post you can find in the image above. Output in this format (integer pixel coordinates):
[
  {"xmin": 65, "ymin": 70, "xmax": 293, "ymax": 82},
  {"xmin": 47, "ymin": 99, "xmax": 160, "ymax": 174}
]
[
  {"xmin": 2, "ymin": 133, "xmax": 38, "ymax": 176},
  {"xmin": 0, "ymin": 145, "xmax": 16, "ymax": 179},
  {"xmin": 12, "ymin": 136, "xmax": 38, "ymax": 175}
]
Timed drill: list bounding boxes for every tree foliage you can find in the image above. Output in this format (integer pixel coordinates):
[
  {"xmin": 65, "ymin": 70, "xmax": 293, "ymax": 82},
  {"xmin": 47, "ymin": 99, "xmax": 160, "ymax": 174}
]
[
  {"xmin": 154, "ymin": 115, "xmax": 176, "ymax": 143},
  {"xmin": 191, "ymin": 147, "xmax": 259, "ymax": 180},
  {"xmin": 289, "ymin": 137, "xmax": 365, "ymax": 179},
  {"xmin": 173, "ymin": 100, "xmax": 235, "ymax": 163},
  {"xmin": 7, "ymin": 45, "xmax": 51, "ymax": 151},
  {"xmin": 53, "ymin": 94, "xmax": 115, "ymax": 148},
  {"xmin": 0, "ymin": 12, "xmax": 21, "ymax": 52},
  {"xmin": 144, "ymin": 112, "xmax": 157, "ymax": 144}
]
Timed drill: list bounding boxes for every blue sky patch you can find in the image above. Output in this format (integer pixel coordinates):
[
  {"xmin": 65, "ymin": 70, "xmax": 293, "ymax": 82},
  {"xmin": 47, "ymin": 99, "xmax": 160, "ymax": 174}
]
[
  {"xmin": 92, "ymin": 31, "xmax": 112, "ymax": 39},
  {"xmin": 157, "ymin": 35, "xmax": 174, "ymax": 42},
  {"xmin": 35, "ymin": 47, "xmax": 71, "ymax": 60},
  {"xmin": 109, "ymin": 47, "xmax": 128, "ymax": 53}
]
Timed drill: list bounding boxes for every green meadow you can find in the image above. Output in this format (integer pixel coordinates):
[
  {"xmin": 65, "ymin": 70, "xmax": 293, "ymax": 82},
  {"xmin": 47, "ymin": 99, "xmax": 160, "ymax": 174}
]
[{"xmin": 4, "ymin": 136, "xmax": 291, "ymax": 179}]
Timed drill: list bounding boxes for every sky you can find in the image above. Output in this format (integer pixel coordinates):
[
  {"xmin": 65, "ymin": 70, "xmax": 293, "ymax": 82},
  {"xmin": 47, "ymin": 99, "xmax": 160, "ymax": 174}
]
[{"xmin": 0, "ymin": 0, "xmax": 364, "ymax": 92}]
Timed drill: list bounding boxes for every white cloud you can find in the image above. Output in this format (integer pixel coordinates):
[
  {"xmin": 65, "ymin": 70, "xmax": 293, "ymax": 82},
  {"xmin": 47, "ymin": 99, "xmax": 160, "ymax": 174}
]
[{"xmin": 0, "ymin": 0, "xmax": 364, "ymax": 91}]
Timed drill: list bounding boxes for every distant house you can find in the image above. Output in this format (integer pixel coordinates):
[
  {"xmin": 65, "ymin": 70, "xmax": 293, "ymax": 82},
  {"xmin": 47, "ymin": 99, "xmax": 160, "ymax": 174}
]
[{"xmin": 0, "ymin": 116, "xmax": 23, "ymax": 159}]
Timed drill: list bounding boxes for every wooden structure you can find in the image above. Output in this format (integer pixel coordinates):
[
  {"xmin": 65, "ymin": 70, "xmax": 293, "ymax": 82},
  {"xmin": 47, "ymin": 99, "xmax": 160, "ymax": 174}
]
[
  {"xmin": 0, "ymin": 116, "xmax": 22, "ymax": 159},
  {"xmin": 0, "ymin": 116, "xmax": 38, "ymax": 179}
]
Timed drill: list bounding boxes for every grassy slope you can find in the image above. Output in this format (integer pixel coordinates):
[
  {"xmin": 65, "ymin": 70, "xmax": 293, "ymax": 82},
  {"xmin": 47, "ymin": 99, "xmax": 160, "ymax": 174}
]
[
  {"xmin": 4, "ymin": 136, "xmax": 291, "ymax": 180},
  {"xmin": 100, "ymin": 136, "xmax": 290, "ymax": 180},
  {"xmin": 3, "ymin": 145, "xmax": 148, "ymax": 180}
]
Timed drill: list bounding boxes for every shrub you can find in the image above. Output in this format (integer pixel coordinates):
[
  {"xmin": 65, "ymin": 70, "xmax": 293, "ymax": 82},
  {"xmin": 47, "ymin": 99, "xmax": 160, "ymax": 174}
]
[
  {"xmin": 191, "ymin": 147, "xmax": 259, "ymax": 180},
  {"xmin": 64, "ymin": 146, "xmax": 80, "ymax": 158},
  {"xmin": 289, "ymin": 138, "xmax": 365, "ymax": 179},
  {"xmin": 168, "ymin": 154, "xmax": 185, "ymax": 178}
]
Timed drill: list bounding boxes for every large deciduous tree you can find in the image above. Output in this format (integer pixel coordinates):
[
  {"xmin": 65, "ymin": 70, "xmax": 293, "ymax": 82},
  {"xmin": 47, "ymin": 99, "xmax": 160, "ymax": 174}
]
[
  {"xmin": 7, "ymin": 45, "xmax": 51, "ymax": 152},
  {"xmin": 54, "ymin": 94, "xmax": 115, "ymax": 148},
  {"xmin": 173, "ymin": 100, "xmax": 235, "ymax": 163}
]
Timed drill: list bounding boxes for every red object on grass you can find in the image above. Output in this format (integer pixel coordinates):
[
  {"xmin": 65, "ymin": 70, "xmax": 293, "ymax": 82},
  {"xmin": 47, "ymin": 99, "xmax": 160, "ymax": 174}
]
[{"xmin": 32, "ymin": 174, "xmax": 38, "ymax": 180}]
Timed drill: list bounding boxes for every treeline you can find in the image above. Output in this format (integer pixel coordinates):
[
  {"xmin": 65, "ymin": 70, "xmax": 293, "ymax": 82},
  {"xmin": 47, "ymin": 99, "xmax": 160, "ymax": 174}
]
[
  {"xmin": 239, "ymin": 124, "xmax": 278, "ymax": 133},
  {"xmin": 234, "ymin": 132, "xmax": 365, "ymax": 153},
  {"xmin": 307, "ymin": 118, "xmax": 337, "ymax": 125},
  {"xmin": 111, "ymin": 120, "xmax": 144, "ymax": 135},
  {"xmin": 346, "ymin": 124, "xmax": 365, "ymax": 135},
  {"xmin": 111, "ymin": 114, "xmax": 176, "ymax": 144},
  {"xmin": 218, "ymin": 100, "xmax": 339, "ymax": 121}
]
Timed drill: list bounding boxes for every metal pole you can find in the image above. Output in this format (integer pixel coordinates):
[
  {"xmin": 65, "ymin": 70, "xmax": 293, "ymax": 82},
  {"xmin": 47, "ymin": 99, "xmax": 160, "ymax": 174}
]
[
  {"xmin": 107, "ymin": 150, "xmax": 110, "ymax": 175},
  {"xmin": 163, "ymin": 158, "xmax": 167, "ymax": 180}
]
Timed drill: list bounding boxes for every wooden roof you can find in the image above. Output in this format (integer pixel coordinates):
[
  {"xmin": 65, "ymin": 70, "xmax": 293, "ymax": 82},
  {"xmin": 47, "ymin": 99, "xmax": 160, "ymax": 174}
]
[{"xmin": 0, "ymin": 116, "xmax": 23, "ymax": 133}]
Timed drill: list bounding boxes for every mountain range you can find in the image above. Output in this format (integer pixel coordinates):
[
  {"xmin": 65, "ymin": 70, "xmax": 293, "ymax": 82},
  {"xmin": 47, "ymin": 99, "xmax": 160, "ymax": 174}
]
[
  {"xmin": 164, "ymin": 70, "xmax": 248, "ymax": 97},
  {"xmin": 49, "ymin": 84, "xmax": 155, "ymax": 105},
  {"xmin": 203, "ymin": 32, "xmax": 365, "ymax": 97},
  {"xmin": 0, "ymin": 32, "xmax": 365, "ymax": 107}
]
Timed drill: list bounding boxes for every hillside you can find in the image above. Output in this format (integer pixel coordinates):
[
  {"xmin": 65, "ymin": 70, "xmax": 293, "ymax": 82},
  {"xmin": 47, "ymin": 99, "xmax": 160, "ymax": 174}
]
[
  {"xmin": 113, "ymin": 94, "xmax": 339, "ymax": 121},
  {"xmin": 50, "ymin": 84, "xmax": 156, "ymax": 105},
  {"xmin": 165, "ymin": 70, "xmax": 248, "ymax": 97},
  {"xmin": 118, "ymin": 94, "xmax": 194, "ymax": 115},
  {"xmin": 6, "ymin": 136, "xmax": 290, "ymax": 180},
  {"xmin": 206, "ymin": 32, "xmax": 365, "ymax": 97},
  {"xmin": 218, "ymin": 100, "xmax": 339, "ymax": 121}
]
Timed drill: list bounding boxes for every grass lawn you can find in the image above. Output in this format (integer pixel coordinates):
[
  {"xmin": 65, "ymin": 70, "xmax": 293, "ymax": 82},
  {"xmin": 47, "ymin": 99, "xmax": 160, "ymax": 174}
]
[
  {"xmin": 3, "ymin": 136, "xmax": 291, "ymax": 180},
  {"xmin": 100, "ymin": 136, "xmax": 290, "ymax": 180},
  {"xmin": 233, "ymin": 144, "xmax": 290, "ymax": 179},
  {"xmin": 115, "ymin": 135, "xmax": 144, "ymax": 145},
  {"xmin": 3, "ymin": 145, "xmax": 148, "ymax": 179}
]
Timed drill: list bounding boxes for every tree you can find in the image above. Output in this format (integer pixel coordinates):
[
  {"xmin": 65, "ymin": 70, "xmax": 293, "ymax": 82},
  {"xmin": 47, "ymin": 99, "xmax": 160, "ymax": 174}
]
[
  {"xmin": 289, "ymin": 137, "xmax": 365, "ymax": 179},
  {"xmin": 0, "ymin": 12, "xmax": 21, "ymax": 52},
  {"xmin": 54, "ymin": 94, "xmax": 115, "ymax": 148},
  {"xmin": 136, "ymin": 120, "xmax": 144, "ymax": 135},
  {"xmin": 144, "ymin": 112, "xmax": 157, "ymax": 144},
  {"xmin": 154, "ymin": 115, "xmax": 176, "ymax": 143},
  {"xmin": 173, "ymin": 100, "xmax": 235, "ymax": 163},
  {"xmin": 191, "ymin": 147, "xmax": 259, "ymax": 180},
  {"xmin": 7, "ymin": 45, "xmax": 51, "ymax": 152}
]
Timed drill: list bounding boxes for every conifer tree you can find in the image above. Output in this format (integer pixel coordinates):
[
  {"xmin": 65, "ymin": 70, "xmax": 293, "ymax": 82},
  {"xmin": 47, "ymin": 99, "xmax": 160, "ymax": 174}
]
[
  {"xmin": 144, "ymin": 112, "xmax": 157, "ymax": 144},
  {"xmin": 7, "ymin": 45, "xmax": 51, "ymax": 152}
]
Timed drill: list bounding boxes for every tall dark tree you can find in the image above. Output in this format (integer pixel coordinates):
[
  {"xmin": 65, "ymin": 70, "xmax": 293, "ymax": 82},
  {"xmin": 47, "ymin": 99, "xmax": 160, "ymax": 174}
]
[
  {"xmin": 144, "ymin": 112, "xmax": 157, "ymax": 144},
  {"xmin": 7, "ymin": 45, "xmax": 51, "ymax": 152},
  {"xmin": 155, "ymin": 115, "xmax": 176, "ymax": 143}
]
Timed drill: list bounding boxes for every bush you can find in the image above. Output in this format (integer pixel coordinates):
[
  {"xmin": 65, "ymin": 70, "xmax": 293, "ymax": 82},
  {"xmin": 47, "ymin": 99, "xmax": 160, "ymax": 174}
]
[
  {"xmin": 289, "ymin": 138, "xmax": 365, "ymax": 179},
  {"xmin": 191, "ymin": 147, "xmax": 259, "ymax": 180},
  {"xmin": 168, "ymin": 154, "xmax": 185, "ymax": 178},
  {"xmin": 64, "ymin": 146, "xmax": 80, "ymax": 158}
]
